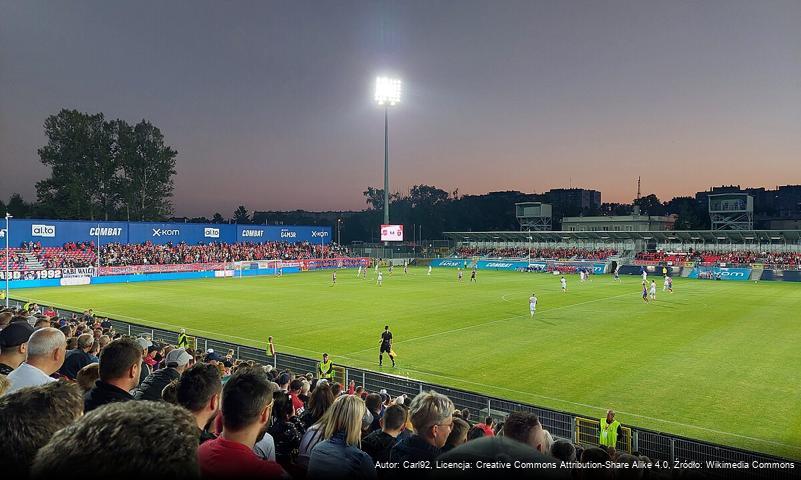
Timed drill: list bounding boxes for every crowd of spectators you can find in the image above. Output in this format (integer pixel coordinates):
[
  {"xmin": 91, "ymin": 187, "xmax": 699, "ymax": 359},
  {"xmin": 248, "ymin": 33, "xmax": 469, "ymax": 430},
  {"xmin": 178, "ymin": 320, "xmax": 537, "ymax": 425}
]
[
  {"xmin": 1, "ymin": 241, "xmax": 350, "ymax": 271},
  {"xmin": 455, "ymin": 246, "xmax": 617, "ymax": 260},
  {"xmin": 0, "ymin": 303, "xmax": 666, "ymax": 479},
  {"xmin": 636, "ymin": 250, "xmax": 801, "ymax": 267}
]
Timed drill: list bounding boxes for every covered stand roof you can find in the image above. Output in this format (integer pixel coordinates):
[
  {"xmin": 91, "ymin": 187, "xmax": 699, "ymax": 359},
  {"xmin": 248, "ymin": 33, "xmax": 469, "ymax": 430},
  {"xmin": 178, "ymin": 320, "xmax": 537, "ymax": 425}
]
[{"xmin": 444, "ymin": 230, "xmax": 801, "ymax": 243}]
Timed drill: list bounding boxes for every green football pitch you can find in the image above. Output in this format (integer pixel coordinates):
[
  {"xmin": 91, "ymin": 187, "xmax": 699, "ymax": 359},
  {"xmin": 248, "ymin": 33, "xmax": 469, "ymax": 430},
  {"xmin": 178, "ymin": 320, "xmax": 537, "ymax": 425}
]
[{"xmin": 13, "ymin": 267, "xmax": 801, "ymax": 459}]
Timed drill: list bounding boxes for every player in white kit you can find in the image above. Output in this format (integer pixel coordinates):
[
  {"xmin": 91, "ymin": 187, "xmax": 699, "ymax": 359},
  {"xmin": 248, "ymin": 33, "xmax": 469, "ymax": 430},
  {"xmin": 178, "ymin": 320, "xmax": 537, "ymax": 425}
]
[
  {"xmin": 663, "ymin": 275, "xmax": 670, "ymax": 291},
  {"xmin": 529, "ymin": 293, "xmax": 538, "ymax": 318},
  {"xmin": 642, "ymin": 270, "xmax": 648, "ymax": 283},
  {"xmin": 649, "ymin": 280, "xmax": 657, "ymax": 300},
  {"xmin": 561, "ymin": 276, "xmax": 567, "ymax": 292},
  {"xmin": 427, "ymin": 265, "xmax": 432, "ymax": 276},
  {"xmin": 357, "ymin": 266, "xmax": 362, "ymax": 277},
  {"xmin": 377, "ymin": 272, "xmax": 383, "ymax": 286}
]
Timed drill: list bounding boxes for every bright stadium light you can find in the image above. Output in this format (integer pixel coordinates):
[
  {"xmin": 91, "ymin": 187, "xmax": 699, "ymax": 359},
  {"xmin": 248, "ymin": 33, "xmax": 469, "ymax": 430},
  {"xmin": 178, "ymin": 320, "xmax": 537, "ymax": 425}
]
[
  {"xmin": 375, "ymin": 75, "xmax": 402, "ymax": 229},
  {"xmin": 375, "ymin": 76, "xmax": 402, "ymax": 106}
]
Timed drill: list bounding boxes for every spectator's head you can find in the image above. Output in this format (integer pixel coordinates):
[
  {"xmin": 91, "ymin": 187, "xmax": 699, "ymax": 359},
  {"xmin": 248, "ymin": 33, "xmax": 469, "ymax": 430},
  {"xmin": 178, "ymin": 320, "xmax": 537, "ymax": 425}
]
[
  {"xmin": 31, "ymin": 401, "xmax": 198, "ymax": 478},
  {"xmin": 33, "ymin": 317, "xmax": 50, "ymax": 330},
  {"xmin": 461, "ymin": 408, "xmax": 471, "ymax": 422},
  {"xmin": 76, "ymin": 362, "xmax": 100, "ymax": 392},
  {"xmin": 26, "ymin": 327, "xmax": 67, "ymax": 375},
  {"xmin": 445, "ymin": 417, "xmax": 470, "ymax": 450},
  {"xmin": 177, "ymin": 362, "xmax": 222, "ymax": 430},
  {"xmin": 165, "ymin": 348, "xmax": 192, "ymax": 374},
  {"xmin": 322, "ymin": 394, "xmax": 366, "ymax": 447},
  {"xmin": 98, "ymin": 337, "xmax": 142, "ymax": 391},
  {"xmin": 306, "ymin": 382, "xmax": 334, "ymax": 423},
  {"xmin": 484, "ymin": 416, "xmax": 494, "ymax": 427},
  {"xmin": 221, "ymin": 369, "xmax": 274, "ymax": 435},
  {"xmin": 409, "ymin": 390, "xmax": 455, "ymax": 448},
  {"xmin": 365, "ymin": 393, "xmax": 382, "ymax": 415},
  {"xmin": 271, "ymin": 391, "xmax": 293, "ymax": 421},
  {"xmin": 277, "ymin": 371, "xmax": 291, "ymax": 389},
  {"xmin": 98, "ymin": 335, "xmax": 111, "ymax": 349},
  {"xmin": 331, "ymin": 382, "xmax": 342, "ymax": 397},
  {"xmin": 503, "ymin": 411, "xmax": 548, "ymax": 453},
  {"xmin": 0, "ymin": 381, "xmax": 84, "ymax": 476},
  {"xmin": 161, "ymin": 379, "xmax": 179, "ymax": 404},
  {"xmin": 380, "ymin": 404, "xmax": 407, "ymax": 435},
  {"xmin": 581, "ymin": 446, "xmax": 611, "ymax": 462},
  {"xmin": 0, "ymin": 311, "xmax": 13, "ymax": 329},
  {"xmin": 289, "ymin": 378, "xmax": 302, "ymax": 394},
  {"xmin": 551, "ymin": 438, "xmax": 577, "ymax": 462},
  {"xmin": 0, "ymin": 321, "xmax": 34, "ymax": 368},
  {"xmin": 76, "ymin": 333, "xmax": 94, "ymax": 351},
  {"xmin": 606, "ymin": 409, "xmax": 615, "ymax": 423}
]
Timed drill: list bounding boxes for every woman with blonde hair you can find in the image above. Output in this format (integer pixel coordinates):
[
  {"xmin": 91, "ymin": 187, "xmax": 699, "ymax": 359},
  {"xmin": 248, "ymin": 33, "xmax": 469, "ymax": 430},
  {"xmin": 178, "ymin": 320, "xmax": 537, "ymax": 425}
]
[{"xmin": 307, "ymin": 394, "xmax": 376, "ymax": 479}]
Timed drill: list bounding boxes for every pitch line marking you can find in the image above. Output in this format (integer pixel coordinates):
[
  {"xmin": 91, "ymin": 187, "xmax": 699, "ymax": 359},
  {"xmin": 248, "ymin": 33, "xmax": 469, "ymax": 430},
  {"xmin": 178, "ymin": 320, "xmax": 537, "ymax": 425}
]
[{"xmin": 16, "ymin": 297, "xmax": 800, "ymax": 451}]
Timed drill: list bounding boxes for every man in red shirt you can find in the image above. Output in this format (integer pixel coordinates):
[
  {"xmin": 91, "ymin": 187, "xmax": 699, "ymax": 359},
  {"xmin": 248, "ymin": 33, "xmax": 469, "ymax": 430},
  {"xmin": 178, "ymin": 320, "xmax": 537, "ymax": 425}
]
[
  {"xmin": 475, "ymin": 416, "xmax": 496, "ymax": 437},
  {"xmin": 197, "ymin": 368, "xmax": 288, "ymax": 479}
]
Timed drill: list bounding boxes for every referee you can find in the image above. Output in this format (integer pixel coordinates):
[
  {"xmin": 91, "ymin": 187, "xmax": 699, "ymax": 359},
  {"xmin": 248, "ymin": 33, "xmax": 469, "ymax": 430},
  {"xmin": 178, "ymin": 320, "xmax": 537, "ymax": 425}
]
[{"xmin": 379, "ymin": 325, "xmax": 395, "ymax": 367}]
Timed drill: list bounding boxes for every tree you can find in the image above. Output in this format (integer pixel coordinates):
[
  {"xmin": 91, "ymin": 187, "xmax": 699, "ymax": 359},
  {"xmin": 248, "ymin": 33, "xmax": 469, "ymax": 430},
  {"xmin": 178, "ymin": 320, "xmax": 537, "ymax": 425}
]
[
  {"xmin": 36, "ymin": 109, "xmax": 105, "ymax": 219},
  {"xmin": 212, "ymin": 212, "xmax": 225, "ymax": 224},
  {"xmin": 665, "ymin": 196, "xmax": 708, "ymax": 230},
  {"xmin": 633, "ymin": 194, "xmax": 666, "ymax": 216},
  {"xmin": 119, "ymin": 120, "xmax": 177, "ymax": 221},
  {"xmin": 233, "ymin": 206, "xmax": 250, "ymax": 224},
  {"xmin": 6, "ymin": 193, "xmax": 32, "ymax": 218}
]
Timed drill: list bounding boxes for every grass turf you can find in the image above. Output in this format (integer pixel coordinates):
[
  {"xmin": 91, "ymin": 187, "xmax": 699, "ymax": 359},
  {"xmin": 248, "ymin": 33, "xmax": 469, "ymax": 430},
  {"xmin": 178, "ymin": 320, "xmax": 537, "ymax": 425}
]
[{"xmin": 14, "ymin": 267, "xmax": 801, "ymax": 459}]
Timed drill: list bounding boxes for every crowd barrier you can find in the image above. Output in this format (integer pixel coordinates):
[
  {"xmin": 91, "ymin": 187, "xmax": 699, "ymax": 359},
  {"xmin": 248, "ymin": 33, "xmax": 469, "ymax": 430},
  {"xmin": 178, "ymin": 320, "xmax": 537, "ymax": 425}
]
[
  {"xmin": 10, "ymin": 300, "xmax": 796, "ymax": 475},
  {"xmin": 1, "ymin": 218, "xmax": 331, "ymax": 247}
]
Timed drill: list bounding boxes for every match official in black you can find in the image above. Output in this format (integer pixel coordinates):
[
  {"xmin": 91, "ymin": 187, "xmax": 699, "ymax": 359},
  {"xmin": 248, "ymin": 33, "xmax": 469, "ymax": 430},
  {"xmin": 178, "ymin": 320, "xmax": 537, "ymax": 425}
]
[{"xmin": 379, "ymin": 325, "xmax": 395, "ymax": 367}]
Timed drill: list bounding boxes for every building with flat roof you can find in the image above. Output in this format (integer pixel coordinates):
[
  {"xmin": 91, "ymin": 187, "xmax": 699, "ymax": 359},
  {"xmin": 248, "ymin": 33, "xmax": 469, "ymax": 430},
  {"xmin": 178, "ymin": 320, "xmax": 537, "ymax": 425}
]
[{"xmin": 561, "ymin": 212, "xmax": 676, "ymax": 232}]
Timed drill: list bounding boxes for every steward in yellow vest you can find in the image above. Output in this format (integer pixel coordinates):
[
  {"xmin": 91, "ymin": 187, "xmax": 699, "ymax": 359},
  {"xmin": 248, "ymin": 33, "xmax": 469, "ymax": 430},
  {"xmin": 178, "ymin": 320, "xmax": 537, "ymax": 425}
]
[
  {"xmin": 599, "ymin": 409, "xmax": 621, "ymax": 449},
  {"xmin": 177, "ymin": 328, "xmax": 189, "ymax": 348},
  {"xmin": 318, "ymin": 353, "xmax": 333, "ymax": 380}
]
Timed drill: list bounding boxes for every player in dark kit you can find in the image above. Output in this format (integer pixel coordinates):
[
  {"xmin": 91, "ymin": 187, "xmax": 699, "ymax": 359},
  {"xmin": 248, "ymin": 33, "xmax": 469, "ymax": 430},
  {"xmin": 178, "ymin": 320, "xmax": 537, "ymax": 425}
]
[{"xmin": 379, "ymin": 325, "xmax": 395, "ymax": 367}]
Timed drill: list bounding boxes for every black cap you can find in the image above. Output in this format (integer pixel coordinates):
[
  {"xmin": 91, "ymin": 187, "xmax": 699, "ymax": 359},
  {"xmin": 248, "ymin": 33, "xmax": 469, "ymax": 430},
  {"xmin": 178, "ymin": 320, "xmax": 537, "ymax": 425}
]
[{"xmin": 0, "ymin": 322, "xmax": 35, "ymax": 348}]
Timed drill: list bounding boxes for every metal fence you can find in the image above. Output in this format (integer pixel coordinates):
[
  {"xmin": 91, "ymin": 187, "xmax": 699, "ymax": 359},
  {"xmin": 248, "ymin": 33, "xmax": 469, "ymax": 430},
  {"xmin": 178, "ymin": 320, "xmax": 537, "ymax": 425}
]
[{"xmin": 13, "ymin": 300, "xmax": 799, "ymax": 476}]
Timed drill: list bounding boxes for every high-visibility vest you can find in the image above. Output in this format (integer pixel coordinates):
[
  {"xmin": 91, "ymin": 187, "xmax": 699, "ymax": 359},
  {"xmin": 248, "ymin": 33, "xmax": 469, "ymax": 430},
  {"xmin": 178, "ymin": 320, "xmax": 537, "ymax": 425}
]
[
  {"xmin": 318, "ymin": 360, "xmax": 333, "ymax": 379},
  {"xmin": 177, "ymin": 333, "xmax": 189, "ymax": 348},
  {"xmin": 599, "ymin": 418, "xmax": 620, "ymax": 447}
]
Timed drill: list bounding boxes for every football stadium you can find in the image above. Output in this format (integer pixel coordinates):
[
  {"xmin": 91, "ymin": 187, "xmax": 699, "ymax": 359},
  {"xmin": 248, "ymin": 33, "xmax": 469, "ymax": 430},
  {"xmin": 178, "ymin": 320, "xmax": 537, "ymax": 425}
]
[{"xmin": 3, "ymin": 1, "xmax": 801, "ymax": 478}]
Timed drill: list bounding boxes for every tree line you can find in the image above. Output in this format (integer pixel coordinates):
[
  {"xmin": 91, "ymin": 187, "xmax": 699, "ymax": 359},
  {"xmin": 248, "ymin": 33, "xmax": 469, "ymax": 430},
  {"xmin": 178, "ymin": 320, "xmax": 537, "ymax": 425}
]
[{"xmin": 1, "ymin": 108, "xmax": 712, "ymax": 243}]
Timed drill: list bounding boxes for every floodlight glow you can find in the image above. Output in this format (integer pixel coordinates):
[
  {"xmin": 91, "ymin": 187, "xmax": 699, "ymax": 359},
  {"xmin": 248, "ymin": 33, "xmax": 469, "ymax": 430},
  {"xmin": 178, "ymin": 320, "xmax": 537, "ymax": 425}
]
[{"xmin": 375, "ymin": 76, "xmax": 402, "ymax": 106}]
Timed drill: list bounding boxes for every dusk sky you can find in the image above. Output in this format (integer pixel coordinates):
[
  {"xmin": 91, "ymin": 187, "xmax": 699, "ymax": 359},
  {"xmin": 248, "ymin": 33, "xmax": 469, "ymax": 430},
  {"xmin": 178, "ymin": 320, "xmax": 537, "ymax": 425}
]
[{"xmin": 1, "ymin": 0, "xmax": 800, "ymax": 217}]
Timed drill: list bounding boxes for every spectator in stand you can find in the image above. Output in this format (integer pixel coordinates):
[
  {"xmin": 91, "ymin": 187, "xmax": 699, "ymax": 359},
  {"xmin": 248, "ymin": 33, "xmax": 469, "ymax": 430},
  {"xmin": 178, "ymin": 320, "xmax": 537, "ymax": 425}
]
[
  {"xmin": 6, "ymin": 328, "xmax": 66, "ymax": 394},
  {"xmin": 197, "ymin": 368, "xmax": 287, "ymax": 478},
  {"xmin": 0, "ymin": 381, "xmax": 84, "ymax": 477},
  {"xmin": 288, "ymin": 378, "xmax": 305, "ymax": 415},
  {"xmin": 442, "ymin": 417, "xmax": 470, "ymax": 453},
  {"xmin": 550, "ymin": 438, "xmax": 577, "ymax": 462},
  {"xmin": 308, "ymin": 394, "xmax": 377, "ymax": 480},
  {"xmin": 84, "ymin": 337, "xmax": 141, "ymax": 412},
  {"xmin": 76, "ymin": 362, "xmax": 100, "ymax": 392},
  {"xmin": 134, "ymin": 348, "xmax": 192, "ymax": 401},
  {"xmin": 0, "ymin": 321, "xmax": 34, "ymax": 375},
  {"xmin": 33, "ymin": 317, "xmax": 50, "ymax": 329},
  {"xmin": 58, "ymin": 333, "xmax": 95, "ymax": 380},
  {"xmin": 502, "ymin": 411, "xmax": 550, "ymax": 454},
  {"xmin": 364, "ymin": 393, "xmax": 383, "ymax": 433},
  {"xmin": 475, "ymin": 416, "xmax": 496, "ymax": 437},
  {"xmin": 268, "ymin": 391, "xmax": 304, "ymax": 468},
  {"xmin": 390, "ymin": 390, "xmax": 455, "ymax": 465},
  {"xmin": 177, "ymin": 362, "xmax": 223, "ymax": 445},
  {"xmin": 467, "ymin": 425, "xmax": 486, "ymax": 441},
  {"xmin": 32, "ymin": 400, "xmax": 199, "ymax": 478},
  {"xmin": 362, "ymin": 404, "xmax": 407, "ymax": 462},
  {"xmin": 136, "ymin": 337, "xmax": 153, "ymax": 385},
  {"xmin": 297, "ymin": 384, "xmax": 336, "ymax": 468}
]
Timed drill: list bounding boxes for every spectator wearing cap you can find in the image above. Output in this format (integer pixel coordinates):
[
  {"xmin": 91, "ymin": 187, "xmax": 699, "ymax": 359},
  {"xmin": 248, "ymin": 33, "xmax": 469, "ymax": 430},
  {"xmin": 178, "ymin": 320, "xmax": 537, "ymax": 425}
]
[
  {"xmin": 308, "ymin": 395, "xmax": 377, "ymax": 480},
  {"xmin": 136, "ymin": 337, "xmax": 152, "ymax": 385},
  {"xmin": 84, "ymin": 337, "xmax": 141, "ymax": 413},
  {"xmin": 134, "ymin": 348, "xmax": 192, "ymax": 401},
  {"xmin": 0, "ymin": 381, "xmax": 84, "ymax": 477},
  {"xmin": 176, "ymin": 362, "xmax": 223, "ymax": 445},
  {"xmin": 6, "ymin": 327, "xmax": 66, "ymax": 394},
  {"xmin": 389, "ymin": 390, "xmax": 455, "ymax": 466},
  {"xmin": 32, "ymin": 401, "xmax": 199, "ymax": 478},
  {"xmin": 197, "ymin": 369, "xmax": 287, "ymax": 478},
  {"xmin": 58, "ymin": 332, "xmax": 95, "ymax": 380},
  {"xmin": 362, "ymin": 404, "xmax": 407, "ymax": 463},
  {"xmin": 0, "ymin": 321, "xmax": 35, "ymax": 375}
]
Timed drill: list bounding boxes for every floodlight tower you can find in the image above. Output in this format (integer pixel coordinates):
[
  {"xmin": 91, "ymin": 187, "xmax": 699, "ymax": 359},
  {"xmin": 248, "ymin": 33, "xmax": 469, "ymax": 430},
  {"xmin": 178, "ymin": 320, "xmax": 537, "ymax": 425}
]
[{"xmin": 375, "ymin": 76, "xmax": 402, "ymax": 226}]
